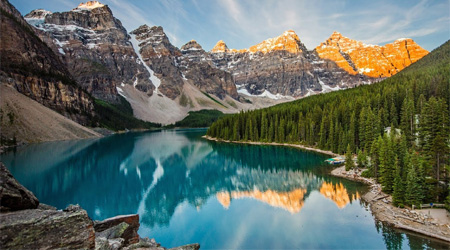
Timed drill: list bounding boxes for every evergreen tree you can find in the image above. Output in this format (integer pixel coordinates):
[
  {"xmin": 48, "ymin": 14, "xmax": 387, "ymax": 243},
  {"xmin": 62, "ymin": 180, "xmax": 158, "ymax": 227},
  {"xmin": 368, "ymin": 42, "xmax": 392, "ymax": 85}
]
[
  {"xmin": 405, "ymin": 157, "xmax": 423, "ymax": 207},
  {"xmin": 392, "ymin": 158, "xmax": 405, "ymax": 207},
  {"xmin": 400, "ymin": 94, "xmax": 415, "ymax": 145},
  {"xmin": 345, "ymin": 144, "xmax": 355, "ymax": 171},
  {"xmin": 357, "ymin": 149, "xmax": 367, "ymax": 168}
]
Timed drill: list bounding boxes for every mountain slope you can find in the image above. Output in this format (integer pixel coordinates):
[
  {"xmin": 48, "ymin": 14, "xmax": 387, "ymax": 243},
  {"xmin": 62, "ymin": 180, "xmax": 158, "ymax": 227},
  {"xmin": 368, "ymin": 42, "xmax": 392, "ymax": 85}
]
[{"xmin": 0, "ymin": 83, "xmax": 100, "ymax": 145}]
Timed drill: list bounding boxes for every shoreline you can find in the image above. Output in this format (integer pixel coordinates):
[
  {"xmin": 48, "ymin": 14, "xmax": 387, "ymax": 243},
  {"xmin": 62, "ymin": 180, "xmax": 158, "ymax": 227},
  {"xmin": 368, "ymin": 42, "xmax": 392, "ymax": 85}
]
[
  {"xmin": 202, "ymin": 135, "xmax": 339, "ymax": 157},
  {"xmin": 331, "ymin": 166, "xmax": 450, "ymax": 243},
  {"xmin": 204, "ymin": 136, "xmax": 450, "ymax": 243}
]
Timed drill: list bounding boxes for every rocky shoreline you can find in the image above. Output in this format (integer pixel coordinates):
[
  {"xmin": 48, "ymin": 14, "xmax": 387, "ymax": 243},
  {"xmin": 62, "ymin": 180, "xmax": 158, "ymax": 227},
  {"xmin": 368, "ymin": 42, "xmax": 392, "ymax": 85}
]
[
  {"xmin": 0, "ymin": 163, "xmax": 199, "ymax": 250},
  {"xmin": 331, "ymin": 166, "xmax": 450, "ymax": 243},
  {"xmin": 204, "ymin": 136, "xmax": 450, "ymax": 244}
]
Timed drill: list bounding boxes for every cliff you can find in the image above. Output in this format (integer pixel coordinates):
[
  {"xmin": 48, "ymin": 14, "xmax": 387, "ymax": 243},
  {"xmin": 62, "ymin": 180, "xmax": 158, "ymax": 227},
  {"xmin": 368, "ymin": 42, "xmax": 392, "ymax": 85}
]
[{"xmin": 0, "ymin": 0, "xmax": 95, "ymax": 125}]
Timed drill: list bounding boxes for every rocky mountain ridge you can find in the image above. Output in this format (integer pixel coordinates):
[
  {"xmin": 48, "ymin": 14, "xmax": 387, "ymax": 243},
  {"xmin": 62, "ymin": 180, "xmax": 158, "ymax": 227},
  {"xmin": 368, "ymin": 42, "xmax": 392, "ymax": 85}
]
[
  {"xmin": 315, "ymin": 31, "xmax": 429, "ymax": 78},
  {"xmin": 209, "ymin": 30, "xmax": 368, "ymax": 97},
  {"xmin": 17, "ymin": 0, "xmax": 429, "ymax": 125},
  {"xmin": 24, "ymin": 1, "xmax": 155, "ymax": 103}
]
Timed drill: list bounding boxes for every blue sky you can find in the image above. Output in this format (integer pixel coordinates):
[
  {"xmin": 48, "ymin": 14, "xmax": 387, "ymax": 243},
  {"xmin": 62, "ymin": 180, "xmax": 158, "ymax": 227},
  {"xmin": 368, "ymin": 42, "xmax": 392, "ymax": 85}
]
[{"xmin": 10, "ymin": 0, "xmax": 449, "ymax": 51}]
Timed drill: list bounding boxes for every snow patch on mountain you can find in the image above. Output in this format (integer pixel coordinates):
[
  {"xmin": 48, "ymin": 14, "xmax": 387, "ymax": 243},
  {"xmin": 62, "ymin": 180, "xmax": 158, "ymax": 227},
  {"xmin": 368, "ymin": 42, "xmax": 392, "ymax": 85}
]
[{"xmin": 130, "ymin": 34, "xmax": 161, "ymax": 91}]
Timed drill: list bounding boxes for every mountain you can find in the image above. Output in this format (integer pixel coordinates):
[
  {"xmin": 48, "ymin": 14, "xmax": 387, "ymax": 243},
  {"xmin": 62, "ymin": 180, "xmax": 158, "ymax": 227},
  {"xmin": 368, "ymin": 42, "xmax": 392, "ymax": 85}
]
[
  {"xmin": 0, "ymin": 0, "xmax": 94, "ymax": 125},
  {"xmin": 315, "ymin": 31, "xmax": 429, "ymax": 78},
  {"xmin": 17, "ymin": 1, "xmax": 430, "ymax": 126},
  {"xmin": 209, "ymin": 30, "xmax": 370, "ymax": 98},
  {"xmin": 24, "ymin": 1, "xmax": 154, "ymax": 104}
]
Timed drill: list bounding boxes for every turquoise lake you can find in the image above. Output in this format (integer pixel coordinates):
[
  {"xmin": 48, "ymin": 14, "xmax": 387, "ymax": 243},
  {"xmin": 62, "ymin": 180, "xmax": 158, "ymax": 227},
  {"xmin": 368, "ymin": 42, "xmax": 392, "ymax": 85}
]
[{"xmin": 1, "ymin": 129, "xmax": 448, "ymax": 249}]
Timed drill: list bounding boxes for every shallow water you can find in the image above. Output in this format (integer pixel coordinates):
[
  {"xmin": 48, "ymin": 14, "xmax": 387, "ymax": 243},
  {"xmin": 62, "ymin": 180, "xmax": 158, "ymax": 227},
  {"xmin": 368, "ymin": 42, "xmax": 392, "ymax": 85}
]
[{"xmin": 1, "ymin": 129, "xmax": 448, "ymax": 249}]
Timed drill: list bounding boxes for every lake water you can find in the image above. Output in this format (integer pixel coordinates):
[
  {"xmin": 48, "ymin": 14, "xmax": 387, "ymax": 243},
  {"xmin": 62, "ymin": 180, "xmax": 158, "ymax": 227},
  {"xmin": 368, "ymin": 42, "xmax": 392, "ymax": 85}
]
[{"xmin": 1, "ymin": 129, "xmax": 448, "ymax": 249}]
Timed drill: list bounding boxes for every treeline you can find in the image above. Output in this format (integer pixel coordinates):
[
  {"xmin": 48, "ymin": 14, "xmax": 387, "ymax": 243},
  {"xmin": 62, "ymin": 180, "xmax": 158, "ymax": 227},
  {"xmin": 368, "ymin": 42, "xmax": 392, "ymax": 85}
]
[
  {"xmin": 167, "ymin": 110, "xmax": 225, "ymax": 128},
  {"xmin": 93, "ymin": 96, "xmax": 161, "ymax": 131},
  {"xmin": 207, "ymin": 40, "xmax": 450, "ymax": 208}
]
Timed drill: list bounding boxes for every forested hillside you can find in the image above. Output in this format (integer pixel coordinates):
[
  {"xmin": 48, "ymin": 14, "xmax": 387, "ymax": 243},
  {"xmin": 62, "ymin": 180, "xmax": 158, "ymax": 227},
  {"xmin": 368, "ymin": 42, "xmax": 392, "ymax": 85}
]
[{"xmin": 208, "ymin": 40, "xmax": 450, "ymax": 208}]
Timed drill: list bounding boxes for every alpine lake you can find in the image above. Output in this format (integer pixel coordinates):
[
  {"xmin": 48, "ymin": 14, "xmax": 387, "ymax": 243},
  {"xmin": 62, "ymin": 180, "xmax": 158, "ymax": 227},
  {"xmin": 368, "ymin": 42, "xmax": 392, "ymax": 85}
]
[{"xmin": 1, "ymin": 129, "xmax": 448, "ymax": 249}]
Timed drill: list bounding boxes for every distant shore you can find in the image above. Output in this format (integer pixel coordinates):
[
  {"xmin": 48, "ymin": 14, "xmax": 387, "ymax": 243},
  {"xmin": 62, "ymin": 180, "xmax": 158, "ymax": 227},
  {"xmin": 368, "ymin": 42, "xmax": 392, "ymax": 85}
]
[
  {"xmin": 202, "ymin": 135, "xmax": 339, "ymax": 157},
  {"xmin": 203, "ymin": 136, "xmax": 450, "ymax": 243}
]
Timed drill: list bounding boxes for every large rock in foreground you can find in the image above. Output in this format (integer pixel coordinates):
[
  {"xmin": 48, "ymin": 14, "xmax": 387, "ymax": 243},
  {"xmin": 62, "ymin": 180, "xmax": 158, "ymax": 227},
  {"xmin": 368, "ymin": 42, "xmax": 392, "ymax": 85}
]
[
  {"xmin": 0, "ymin": 205, "xmax": 95, "ymax": 249},
  {"xmin": 0, "ymin": 162, "xmax": 39, "ymax": 212}
]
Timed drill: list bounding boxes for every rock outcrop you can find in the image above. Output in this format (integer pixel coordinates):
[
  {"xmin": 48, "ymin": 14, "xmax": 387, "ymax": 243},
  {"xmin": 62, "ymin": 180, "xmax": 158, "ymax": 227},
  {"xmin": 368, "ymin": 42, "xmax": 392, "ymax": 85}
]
[
  {"xmin": 0, "ymin": 205, "xmax": 96, "ymax": 249},
  {"xmin": 0, "ymin": 0, "xmax": 95, "ymax": 125},
  {"xmin": 315, "ymin": 31, "xmax": 429, "ymax": 78},
  {"xmin": 24, "ymin": 1, "xmax": 155, "ymax": 103},
  {"xmin": 0, "ymin": 162, "xmax": 39, "ymax": 212}
]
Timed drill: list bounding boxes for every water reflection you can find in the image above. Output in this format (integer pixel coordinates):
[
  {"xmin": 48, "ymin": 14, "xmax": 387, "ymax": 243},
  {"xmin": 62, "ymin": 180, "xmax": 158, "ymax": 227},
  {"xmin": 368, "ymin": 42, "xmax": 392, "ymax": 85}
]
[{"xmin": 1, "ymin": 129, "xmax": 447, "ymax": 249}]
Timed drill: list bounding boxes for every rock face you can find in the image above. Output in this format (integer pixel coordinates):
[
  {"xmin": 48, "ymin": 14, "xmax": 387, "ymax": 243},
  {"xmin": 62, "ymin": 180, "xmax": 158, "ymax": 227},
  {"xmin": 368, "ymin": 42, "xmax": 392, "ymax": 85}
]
[
  {"xmin": 0, "ymin": 204, "xmax": 96, "ymax": 249},
  {"xmin": 130, "ymin": 25, "xmax": 183, "ymax": 99},
  {"xmin": 209, "ymin": 30, "xmax": 368, "ymax": 97},
  {"xmin": 315, "ymin": 31, "xmax": 429, "ymax": 78},
  {"xmin": 0, "ymin": 0, "xmax": 95, "ymax": 125},
  {"xmin": 179, "ymin": 40, "xmax": 238, "ymax": 100},
  {"xmin": 0, "ymin": 163, "xmax": 39, "ymax": 212},
  {"xmin": 130, "ymin": 25, "xmax": 238, "ymax": 100},
  {"xmin": 24, "ymin": 1, "xmax": 155, "ymax": 103}
]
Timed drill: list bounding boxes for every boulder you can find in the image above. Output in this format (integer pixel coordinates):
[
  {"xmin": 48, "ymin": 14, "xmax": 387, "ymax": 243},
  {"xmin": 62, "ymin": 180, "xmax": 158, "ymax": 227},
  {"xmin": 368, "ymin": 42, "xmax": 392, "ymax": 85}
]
[
  {"xmin": 94, "ymin": 214, "xmax": 140, "ymax": 245},
  {"xmin": 0, "ymin": 162, "xmax": 39, "ymax": 212},
  {"xmin": 0, "ymin": 205, "xmax": 95, "ymax": 249}
]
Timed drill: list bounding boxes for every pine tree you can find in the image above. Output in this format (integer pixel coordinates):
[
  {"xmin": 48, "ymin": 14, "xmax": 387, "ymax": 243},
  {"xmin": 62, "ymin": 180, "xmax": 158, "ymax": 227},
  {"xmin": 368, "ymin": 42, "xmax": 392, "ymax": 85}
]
[
  {"xmin": 349, "ymin": 111, "xmax": 357, "ymax": 151},
  {"xmin": 357, "ymin": 149, "xmax": 367, "ymax": 168},
  {"xmin": 405, "ymin": 163, "xmax": 422, "ymax": 207},
  {"xmin": 392, "ymin": 158, "xmax": 405, "ymax": 207},
  {"xmin": 400, "ymin": 94, "xmax": 415, "ymax": 145},
  {"xmin": 446, "ymin": 184, "xmax": 450, "ymax": 211},
  {"xmin": 345, "ymin": 144, "xmax": 355, "ymax": 171}
]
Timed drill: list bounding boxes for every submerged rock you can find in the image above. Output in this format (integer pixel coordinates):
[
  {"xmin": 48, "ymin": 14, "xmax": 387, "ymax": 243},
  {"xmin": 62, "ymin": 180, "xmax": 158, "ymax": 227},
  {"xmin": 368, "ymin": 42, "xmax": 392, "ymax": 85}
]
[
  {"xmin": 0, "ymin": 205, "xmax": 95, "ymax": 249},
  {"xmin": 0, "ymin": 162, "xmax": 39, "ymax": 212}
]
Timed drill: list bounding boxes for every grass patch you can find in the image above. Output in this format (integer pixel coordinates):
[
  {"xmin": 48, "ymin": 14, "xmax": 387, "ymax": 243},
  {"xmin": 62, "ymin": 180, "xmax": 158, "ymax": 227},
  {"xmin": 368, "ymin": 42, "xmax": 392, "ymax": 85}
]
[
  {"xmin": 227, "ymin": 100, "xmax": 238, "ymax": 108},
  {"xmin": 201, "ymin": 91, "xmax": 227, "ymax": 108}
]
